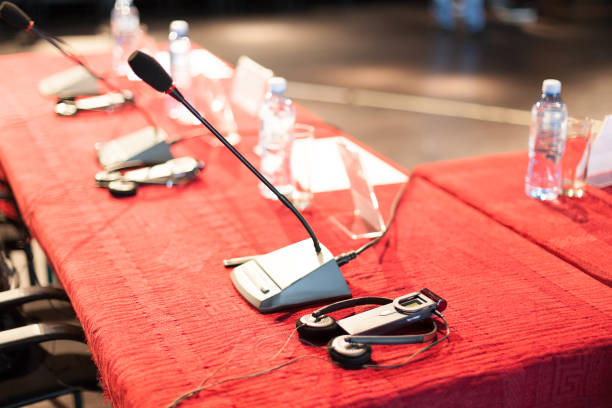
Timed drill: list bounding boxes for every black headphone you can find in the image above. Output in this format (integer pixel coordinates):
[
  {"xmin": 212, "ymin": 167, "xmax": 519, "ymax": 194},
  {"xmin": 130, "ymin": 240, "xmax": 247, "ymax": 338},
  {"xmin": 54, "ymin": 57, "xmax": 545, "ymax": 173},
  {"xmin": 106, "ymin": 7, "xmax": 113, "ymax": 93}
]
[{"xmin": 297, "ymin": 289, "xmax": 447, "ymax": 368}]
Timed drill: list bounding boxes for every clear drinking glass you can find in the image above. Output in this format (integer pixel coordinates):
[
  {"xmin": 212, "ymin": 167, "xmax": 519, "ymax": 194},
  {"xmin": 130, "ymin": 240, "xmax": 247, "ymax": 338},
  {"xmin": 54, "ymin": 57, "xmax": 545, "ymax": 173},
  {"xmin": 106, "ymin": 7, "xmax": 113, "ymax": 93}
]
[
  {"xmin": 290, "ymin": 124, "xmax": 315, "ymax": 210},
  {"xmin": 561, "ymin": 117, "xmax": 593, "ymax": 198}
]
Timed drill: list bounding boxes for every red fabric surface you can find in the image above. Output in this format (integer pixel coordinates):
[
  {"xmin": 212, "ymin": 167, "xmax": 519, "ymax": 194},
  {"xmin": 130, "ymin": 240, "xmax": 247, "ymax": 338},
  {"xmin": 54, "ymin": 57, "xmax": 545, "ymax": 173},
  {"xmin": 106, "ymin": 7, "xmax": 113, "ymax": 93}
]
[
  {"xmin": 0, "ymin": 52, "xmax": 611, "ymax": 408},
  {"xmin": 413, "ymin": 151, "xmax": 612, "ymax": 287}
]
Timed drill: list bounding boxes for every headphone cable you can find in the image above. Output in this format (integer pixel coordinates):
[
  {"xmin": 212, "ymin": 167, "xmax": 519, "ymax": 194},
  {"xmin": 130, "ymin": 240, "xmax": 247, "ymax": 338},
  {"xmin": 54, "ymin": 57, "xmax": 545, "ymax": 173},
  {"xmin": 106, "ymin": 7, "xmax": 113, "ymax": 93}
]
[{"xmin": 166, "ymin": 311, "xmax": 449, "ymax": 407}]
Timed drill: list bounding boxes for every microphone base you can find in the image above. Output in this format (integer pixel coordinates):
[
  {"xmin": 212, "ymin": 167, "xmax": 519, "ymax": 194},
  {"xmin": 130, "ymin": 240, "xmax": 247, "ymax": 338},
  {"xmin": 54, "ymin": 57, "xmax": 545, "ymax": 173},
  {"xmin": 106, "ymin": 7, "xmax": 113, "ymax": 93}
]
[
  {"xmin": 39, "ymin": 66, "xmax": 99, "ymax": 98},
  {"xmin": 230, "ymin": 239, "xmax": 352, "ymax": 313},
  {"xmin": 96, "ymin": 127, "xmax": 173, "ymax": 170}
]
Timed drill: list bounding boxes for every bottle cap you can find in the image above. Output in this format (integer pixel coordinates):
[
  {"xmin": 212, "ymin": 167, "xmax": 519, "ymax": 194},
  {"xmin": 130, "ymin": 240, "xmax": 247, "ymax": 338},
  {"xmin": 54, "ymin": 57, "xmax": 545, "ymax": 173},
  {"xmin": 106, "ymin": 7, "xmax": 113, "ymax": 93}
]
[
  {"xmin": 268, "ymin": 77, "xmax": 287, "ymax": 95},
  {"xmin": 169, "ymin": 20, "xmax": 189, "ymax": 37},
  {"xmin": 542, "ymin": 79, "xmax": 561, "ymax": 95}
]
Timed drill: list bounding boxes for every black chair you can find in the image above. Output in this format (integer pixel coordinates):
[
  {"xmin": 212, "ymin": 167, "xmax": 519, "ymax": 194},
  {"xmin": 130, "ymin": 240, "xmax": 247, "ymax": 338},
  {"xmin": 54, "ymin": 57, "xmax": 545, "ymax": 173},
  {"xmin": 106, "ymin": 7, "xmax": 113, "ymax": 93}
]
[
  {"xmin": 0, "ymin": 138, "xmax": 99, "ymax": 408},
  {"xmin": 0, "ymin": 182, "xmax": 37, "ymax": 286},
  {"xmin": 0, "ymin": 259, "xmax": 101, "ymax": 407}
]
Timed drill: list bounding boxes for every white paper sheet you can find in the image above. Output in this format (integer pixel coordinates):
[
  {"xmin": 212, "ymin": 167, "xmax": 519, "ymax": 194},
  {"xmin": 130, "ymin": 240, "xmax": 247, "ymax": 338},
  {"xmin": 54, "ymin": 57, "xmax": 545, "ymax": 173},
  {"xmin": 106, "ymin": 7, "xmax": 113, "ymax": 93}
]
[
  {"xmin": 155, "ymin": 49, "xmax": 234, "ymax": 79},
  {"xmin": 293, "ymin": 136, "xmax": 408, "ymax": 193}
]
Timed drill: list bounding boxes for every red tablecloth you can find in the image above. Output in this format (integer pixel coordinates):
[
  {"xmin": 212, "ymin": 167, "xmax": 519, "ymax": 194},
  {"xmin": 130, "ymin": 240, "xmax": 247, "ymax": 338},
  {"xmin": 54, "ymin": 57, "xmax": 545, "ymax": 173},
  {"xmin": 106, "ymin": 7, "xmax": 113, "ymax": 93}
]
[
  {"xmin": 0, "ymin": 52, "xmax": 610, "ymax": 408},
  {"xmin": 413, "ymin": 151, "xmax": 612, "ymax": 287}
]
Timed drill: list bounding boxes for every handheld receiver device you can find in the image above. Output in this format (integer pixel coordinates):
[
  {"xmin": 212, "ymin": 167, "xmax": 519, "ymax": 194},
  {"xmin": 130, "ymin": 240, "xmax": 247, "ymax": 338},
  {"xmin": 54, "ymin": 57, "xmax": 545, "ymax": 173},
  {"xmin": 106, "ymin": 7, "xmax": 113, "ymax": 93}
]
[
  {"xmin": 55, "ymin": 91, "xmax": 134, "ymax": 116},
  {"xmin": 297, "ymin": 288, "xmax": 447, "ymax": 368},
  {"xmin": 95, "ymin": 156, "xmax": 204, "ymax": 197}
]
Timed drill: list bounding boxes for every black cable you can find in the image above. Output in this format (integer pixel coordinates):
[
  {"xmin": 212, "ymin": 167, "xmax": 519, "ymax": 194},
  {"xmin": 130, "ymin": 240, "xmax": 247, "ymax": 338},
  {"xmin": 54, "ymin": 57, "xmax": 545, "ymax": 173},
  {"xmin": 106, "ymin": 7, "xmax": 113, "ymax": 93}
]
[{"xmin": 335, "ymin": 178, "xmax": 410, "ymax": 267}]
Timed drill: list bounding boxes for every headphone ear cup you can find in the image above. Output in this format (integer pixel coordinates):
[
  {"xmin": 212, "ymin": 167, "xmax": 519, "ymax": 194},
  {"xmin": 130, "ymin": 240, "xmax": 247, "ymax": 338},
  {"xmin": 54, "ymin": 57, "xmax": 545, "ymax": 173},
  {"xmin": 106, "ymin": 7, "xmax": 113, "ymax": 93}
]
[
  {"xmin": 328, "ymin": 335, "xmax": 372, "ymax": 369},
  {"xmin": 108, "ymin": 180, "xmax": 138, "ymax": 198},
  {"xmin": 296, "ymin": 314, "xmax": 340, "ymax": 342}
]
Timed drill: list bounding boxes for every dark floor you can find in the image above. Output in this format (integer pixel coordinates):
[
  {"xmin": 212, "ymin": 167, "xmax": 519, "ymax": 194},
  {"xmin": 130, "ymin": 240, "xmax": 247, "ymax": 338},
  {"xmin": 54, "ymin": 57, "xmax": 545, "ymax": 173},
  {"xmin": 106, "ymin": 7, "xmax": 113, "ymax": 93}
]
[{"xmin": 2, "ymin": 2, "xmax": 611, "ymax": 407}]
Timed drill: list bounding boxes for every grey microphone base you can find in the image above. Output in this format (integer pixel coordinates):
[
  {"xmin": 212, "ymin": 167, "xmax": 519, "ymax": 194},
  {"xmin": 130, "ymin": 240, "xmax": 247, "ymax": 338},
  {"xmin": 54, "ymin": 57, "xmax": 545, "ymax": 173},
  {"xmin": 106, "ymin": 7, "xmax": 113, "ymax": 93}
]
[
  {"xmin": 230, "ymin": 239, "xmax": 352, "ymax": 313},
  {"xmin": 96, "ymin": 126, "xmax": 173, "ymax": 170}
]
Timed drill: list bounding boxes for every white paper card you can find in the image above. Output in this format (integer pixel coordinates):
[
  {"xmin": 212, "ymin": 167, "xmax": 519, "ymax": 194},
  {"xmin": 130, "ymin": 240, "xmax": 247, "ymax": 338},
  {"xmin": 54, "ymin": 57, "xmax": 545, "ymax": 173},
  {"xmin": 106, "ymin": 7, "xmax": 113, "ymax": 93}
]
[
  {"xmin": 230, "ymin": 56, "xmax": 273, "ymax": 116},
  {"xmin": 189, "ymin": 49, "xmax": 234, "ymax": 78},
  {"xmin": 587, "ymin": 115, "xmax": 612, "ymax": 187},
  {"xmin": 292, "ymin": 136, "xmax": 408, "ymax": 193},
  {"xmin": 155, "ymin": 49, "xmax": 234, "ymax": 79}
]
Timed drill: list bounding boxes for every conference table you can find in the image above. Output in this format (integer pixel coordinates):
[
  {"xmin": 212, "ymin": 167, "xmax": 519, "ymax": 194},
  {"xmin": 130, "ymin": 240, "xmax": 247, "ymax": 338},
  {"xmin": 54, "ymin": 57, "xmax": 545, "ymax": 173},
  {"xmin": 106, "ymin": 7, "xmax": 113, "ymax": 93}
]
[{"xmin": 0, "ymin": 49, "xmax": 610, "ymax": 408}]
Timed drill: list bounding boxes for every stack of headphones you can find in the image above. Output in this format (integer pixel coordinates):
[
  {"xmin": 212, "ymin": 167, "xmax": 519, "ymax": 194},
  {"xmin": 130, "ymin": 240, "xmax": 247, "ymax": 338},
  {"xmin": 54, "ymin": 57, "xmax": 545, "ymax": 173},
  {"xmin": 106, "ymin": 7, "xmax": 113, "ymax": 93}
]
[{"xmin": 296, "ymin": 288, "xmax": 447, "ymax": 369}]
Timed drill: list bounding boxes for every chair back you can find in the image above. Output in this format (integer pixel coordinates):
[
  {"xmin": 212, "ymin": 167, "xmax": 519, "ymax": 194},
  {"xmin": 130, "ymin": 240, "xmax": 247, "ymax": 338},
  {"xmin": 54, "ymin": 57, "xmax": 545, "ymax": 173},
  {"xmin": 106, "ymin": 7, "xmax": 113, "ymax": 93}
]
[{"xmin": 0, "ymin": 253, "xmax": 27, "ymax": 379}]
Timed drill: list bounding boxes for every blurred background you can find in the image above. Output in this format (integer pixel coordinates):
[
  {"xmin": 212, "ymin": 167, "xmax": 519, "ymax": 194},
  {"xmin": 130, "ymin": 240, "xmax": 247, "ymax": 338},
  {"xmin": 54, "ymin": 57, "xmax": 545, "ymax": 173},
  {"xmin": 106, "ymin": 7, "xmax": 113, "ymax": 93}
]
[
  {"xmin": 0, "ymin": 1, "xmax": 610, "ymax": 406},
  {"xmin": 1, "ymin": 0, "xmax": 612, "ymax": 170},
  {"xmin": 1, "ymin": 1, "xmax": 611, "ymax": 170}
]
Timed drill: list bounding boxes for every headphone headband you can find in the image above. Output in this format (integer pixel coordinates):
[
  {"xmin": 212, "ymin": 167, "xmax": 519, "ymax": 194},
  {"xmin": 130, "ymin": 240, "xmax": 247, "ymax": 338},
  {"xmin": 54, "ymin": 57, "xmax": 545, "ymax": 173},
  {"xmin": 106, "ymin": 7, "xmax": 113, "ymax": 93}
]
[{"xmin": 312, "ymin": 296, "xmax": 392, "ymax": 319}]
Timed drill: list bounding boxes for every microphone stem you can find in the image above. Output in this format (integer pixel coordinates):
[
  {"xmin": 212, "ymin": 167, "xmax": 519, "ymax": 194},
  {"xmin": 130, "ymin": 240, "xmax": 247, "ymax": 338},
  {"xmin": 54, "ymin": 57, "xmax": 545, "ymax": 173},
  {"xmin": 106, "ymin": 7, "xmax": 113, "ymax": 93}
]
[
  {"xmin": 29, "ymin": 27, "xmax": 158, "ymax": 133},
  {"xmin": 31, "ymin": 27, "xmax": 103, "ymax": 82},
  {"xmin": 171, "ymin": 89, "xmax": 322, "ymax": 254}
]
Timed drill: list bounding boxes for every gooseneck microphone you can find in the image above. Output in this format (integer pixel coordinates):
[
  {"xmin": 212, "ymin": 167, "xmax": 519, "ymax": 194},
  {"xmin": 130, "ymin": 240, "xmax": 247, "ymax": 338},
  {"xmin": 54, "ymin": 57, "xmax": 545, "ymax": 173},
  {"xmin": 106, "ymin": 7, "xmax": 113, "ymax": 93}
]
[
  {"xmin": 128, "ymin": 51, "xmax": 352, "ymax": 313},
  {"xmin": 128, "ymin": 50, "xmax": 321, "ymax": 254},
  {"xmin": 0, "ymin": 1, "xmax": 106, "ymax": 84},
  {"xmin": 0, "ymin": 1, "xmax": 156, "ymax": 131}
]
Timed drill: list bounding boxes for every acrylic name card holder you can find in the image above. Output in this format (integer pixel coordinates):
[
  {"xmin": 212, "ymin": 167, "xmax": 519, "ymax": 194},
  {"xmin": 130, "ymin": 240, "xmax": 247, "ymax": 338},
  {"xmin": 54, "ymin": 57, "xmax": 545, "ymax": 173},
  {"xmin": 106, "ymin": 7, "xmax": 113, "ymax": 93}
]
[{"xmin": 330, "ymin": 140, "xmax": 386, "ymax": 239}]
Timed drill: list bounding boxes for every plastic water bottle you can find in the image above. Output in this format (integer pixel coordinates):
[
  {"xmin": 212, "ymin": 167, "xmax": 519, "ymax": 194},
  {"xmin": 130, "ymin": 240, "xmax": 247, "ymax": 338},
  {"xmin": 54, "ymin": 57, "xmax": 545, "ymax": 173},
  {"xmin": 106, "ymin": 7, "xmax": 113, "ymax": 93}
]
[
  {"xmin": 111, "ymin": 0, "xmax": 140, "ymax": 76},
  {"xmin": 169, "ymin": 20, "xmax": 190, "ymax": 88},
  {"xmin": 525, "ymin": 79, "xmax": 568, "ymax": 200},
  {"xmin": 258, "ymin": 77, "xmax": 296, "ymax": 199},
  {"xmin": 167, "ymin": 20, "xmax": 198, "ymax": 125}
]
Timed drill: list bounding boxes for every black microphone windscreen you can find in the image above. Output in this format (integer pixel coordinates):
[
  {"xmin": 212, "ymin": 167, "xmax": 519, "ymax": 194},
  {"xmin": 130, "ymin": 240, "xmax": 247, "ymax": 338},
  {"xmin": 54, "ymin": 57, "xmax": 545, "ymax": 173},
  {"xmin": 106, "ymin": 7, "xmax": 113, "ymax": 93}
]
[
  {"xmin": 0, "ymin": 2, "xmax": 32, "ymax": 30},
  {"xmin": 128, "ymin": 51, "xmax": 173, "ymax": 93}
]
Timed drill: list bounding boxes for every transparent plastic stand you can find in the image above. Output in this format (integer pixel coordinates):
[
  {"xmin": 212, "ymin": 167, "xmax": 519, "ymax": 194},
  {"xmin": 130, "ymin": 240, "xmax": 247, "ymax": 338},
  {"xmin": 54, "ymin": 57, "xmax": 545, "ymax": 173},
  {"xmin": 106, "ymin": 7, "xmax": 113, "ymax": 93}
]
[
  {"xmin": 201, "ymin": 76, "xmax": 241, "ymax": 147},
  {"xmin": 330, "ymin": 140, "xmax": 386, "ymax": 239},
  {"xmin": 230, "ymin": 55, "xmax": 274, "ymax": 117}
]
